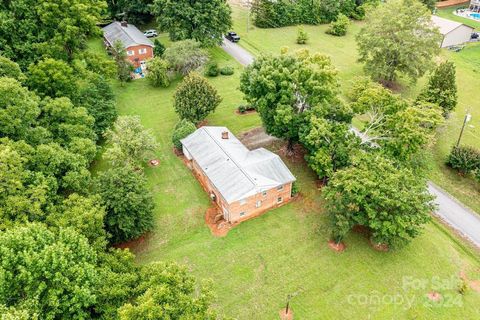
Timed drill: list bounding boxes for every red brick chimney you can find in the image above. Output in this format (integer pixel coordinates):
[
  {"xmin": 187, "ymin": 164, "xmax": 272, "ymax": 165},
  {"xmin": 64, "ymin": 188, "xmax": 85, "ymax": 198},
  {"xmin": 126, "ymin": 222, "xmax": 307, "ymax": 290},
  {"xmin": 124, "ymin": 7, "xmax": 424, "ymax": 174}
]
[
  {"xmin": 221, "ymin": 131, "xmax": 229, "ymax": 139},
  {"xmin": 120, "ymin": 21, "xmax": 128, "ymax": 27}
]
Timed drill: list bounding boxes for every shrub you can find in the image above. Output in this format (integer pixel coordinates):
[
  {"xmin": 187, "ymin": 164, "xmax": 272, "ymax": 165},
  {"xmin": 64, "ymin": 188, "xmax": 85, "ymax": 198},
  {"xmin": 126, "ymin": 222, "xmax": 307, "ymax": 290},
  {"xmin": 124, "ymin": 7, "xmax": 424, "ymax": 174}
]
[
  {"xmin": 238, "ymin": 105, "xmax": 246, "ymax": 114},
  {"xmin": 173, "ymin": 72, "xmax": 222, "ymax": 124},
  {"xmin": 204, "ymin": 61, "xmax": 219, "ymax": 77},
  {"xmin": 220, "ymin": 66, "xmax": 234, "ymax": 76},
  {"xmin": 296, "ymin": 26, "xmax": 308, "ymax": 44},
  {"xmin": 446, "ymin": 146, "xmax": 480, "ymax": 174},
  {"xmin": 153, "ymin": 39, "xmax": 166, "ymax": 57},
  {"xmin": 475, "ymin": 169, "xmax": 480, "ymax": 183},
  {"xmin": 146, "ymin": 57, "xmax": 170, "ymax": 87},
  {"xmin": 172, "ymin": 119, "xmax": 196, "ymax": 150},
  {"xmin": 326, "ymin": 13, "xmax": 350, "ymax": 36}
]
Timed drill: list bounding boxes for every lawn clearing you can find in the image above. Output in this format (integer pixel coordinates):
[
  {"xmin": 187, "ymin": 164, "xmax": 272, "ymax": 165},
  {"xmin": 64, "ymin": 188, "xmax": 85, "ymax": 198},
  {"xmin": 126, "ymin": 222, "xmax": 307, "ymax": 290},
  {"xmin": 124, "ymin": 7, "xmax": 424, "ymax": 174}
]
[
  {"xmin": 229, "ymin": 4, "xmax": 480, "ymax": 214},
  {"xmin": 89, "ymin": 28, "xmax": 480, "ymax": 318}
]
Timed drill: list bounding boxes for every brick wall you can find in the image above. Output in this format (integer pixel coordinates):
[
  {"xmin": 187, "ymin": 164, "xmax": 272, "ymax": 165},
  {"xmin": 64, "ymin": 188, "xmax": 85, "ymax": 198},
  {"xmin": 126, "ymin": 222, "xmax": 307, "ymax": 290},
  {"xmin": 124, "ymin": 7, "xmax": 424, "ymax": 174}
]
[
  {"xmin": 187, "ymin": 158, "xmax": 292, "ymax": 224},
  {"xmin": 126, "ymin": 45, "xmax": 154, "ymax": 67}
]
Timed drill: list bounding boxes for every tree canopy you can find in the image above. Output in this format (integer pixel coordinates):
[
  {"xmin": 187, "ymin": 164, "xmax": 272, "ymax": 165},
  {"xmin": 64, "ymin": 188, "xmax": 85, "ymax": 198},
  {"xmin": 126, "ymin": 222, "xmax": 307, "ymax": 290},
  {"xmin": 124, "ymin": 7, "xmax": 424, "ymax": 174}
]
[
  {"xmin": 356, "ymin": 0, "xmax": 441, "ymax": 85},
  {"xmin": 152, "ymin": 0, "xmax": 232, "ymax": 47},
  {"xmin": 240, "ymin": 49, "xmax": 339, "ymax": 149},
  {"xmin": 324, "ymin": 154, "xmax": 435, "ymax": 248},
  {"xmin": 174, "ymin": 73, "xmax": 222, "ymax": 124}
]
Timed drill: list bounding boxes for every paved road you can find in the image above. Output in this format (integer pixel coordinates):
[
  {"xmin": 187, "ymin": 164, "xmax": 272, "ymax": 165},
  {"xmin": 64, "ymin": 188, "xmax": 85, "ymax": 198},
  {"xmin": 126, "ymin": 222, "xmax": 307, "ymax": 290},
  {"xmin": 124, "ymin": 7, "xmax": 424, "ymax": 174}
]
[
  {"xmin": 221, "ymin": 38, "xmax": 254, "ymax": 66},
  {"xmin": 223, "ymin": 40, "xmax": 480, "ymax": 249}
]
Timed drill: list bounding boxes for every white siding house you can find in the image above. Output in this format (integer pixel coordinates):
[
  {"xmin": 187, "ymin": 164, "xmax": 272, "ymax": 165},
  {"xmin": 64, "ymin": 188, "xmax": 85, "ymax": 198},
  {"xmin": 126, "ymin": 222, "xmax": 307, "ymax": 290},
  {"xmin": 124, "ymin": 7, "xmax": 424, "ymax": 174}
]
[{"xmin": 432, "ymin": 16, "xmax": 474, "ymax": 48}]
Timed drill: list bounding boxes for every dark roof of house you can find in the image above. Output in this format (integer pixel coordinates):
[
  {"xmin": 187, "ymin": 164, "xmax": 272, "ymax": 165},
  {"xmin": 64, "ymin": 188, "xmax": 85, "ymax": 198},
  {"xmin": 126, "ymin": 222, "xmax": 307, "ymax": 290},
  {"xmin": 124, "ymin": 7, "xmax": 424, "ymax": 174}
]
[{"xmin": 102, "ymin": 21, "xmax": 154, "ymax": 48}]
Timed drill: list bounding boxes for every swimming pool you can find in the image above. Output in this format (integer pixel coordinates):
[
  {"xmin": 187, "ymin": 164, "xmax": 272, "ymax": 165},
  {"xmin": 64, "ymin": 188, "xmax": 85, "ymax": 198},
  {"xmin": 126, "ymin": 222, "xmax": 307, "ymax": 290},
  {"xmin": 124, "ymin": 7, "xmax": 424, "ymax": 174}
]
[{"xmin": 470, "ymin": 13, "xmax": 480, "ymax": 20}]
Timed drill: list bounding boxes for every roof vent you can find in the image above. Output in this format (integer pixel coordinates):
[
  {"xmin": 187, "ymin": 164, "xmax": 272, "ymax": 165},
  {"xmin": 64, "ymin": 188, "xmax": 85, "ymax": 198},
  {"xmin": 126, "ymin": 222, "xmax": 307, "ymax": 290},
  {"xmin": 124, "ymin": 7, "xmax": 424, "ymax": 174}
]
[
  {"xmin": 221, "ymin": 131, "xmax": 229, "ymax": 139},
  {"xmin": 120, "ymin": 21, "xmax": 128, "ymax": 27}
]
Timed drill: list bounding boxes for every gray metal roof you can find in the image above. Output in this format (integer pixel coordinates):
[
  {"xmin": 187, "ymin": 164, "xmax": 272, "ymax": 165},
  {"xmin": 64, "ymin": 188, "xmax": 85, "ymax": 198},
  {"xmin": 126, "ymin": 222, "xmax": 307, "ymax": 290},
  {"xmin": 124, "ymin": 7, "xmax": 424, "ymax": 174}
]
[
  {"xmin": 431, "ymin": 16, "xmax": 474, "ymax": 35},
  {"xmin": 181, "ymin": 126, "xmax": 296, "ymax": 204},
  {"xmin": 102, "ymin": 21, "xmax": 154, "ymax": 48}
]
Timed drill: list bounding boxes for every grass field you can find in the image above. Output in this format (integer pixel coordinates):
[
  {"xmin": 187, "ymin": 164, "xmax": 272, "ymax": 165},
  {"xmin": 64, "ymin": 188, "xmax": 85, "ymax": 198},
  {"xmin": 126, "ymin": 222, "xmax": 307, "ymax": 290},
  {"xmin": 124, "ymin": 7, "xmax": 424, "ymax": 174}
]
[
  {"xmin": 229, "ymin": 4, "xmax": 480, "ymax": 214},
  {"xmin": 89, "ymin": 16, "xmax": 480, "ymax": 317}
]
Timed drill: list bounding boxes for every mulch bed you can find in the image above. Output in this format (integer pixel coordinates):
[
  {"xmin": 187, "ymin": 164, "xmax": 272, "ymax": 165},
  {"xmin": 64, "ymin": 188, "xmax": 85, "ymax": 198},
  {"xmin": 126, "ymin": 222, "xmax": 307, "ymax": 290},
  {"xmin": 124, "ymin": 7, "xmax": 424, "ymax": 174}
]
[
  {"xmin": 427, "ymin": 292, "xmax": 442, "ymax": 302},
  {"xmin": 148, "ymin": 159, "xmax": 160, "ymax": 167},
  {"xmin": 370, "ymin": 240, "xmax": 389, "ymax": 252},
  {"xmin": 205, "ymin": 206, "xmax": 233, "ymax": 237},
  {"xmin": 196, "ymin": 120, "xmax": 208, "ymax": 128},
  {"xmin": 235, "ymin": 109, "xmax": 257, "ymax": 115},
  {"xmin": 113, "ymin": 233, "xmax": 151, "ymax": 252},
  {"xmin": 328, "ymin": 240, "xmax": 346, "ymax": 252},
  {"xmin": 277, "ymin": 143, "xmax": 307, "ymax": 164},
  {"xmin": 460, "ymin": 270, "xmax": 480, "ymax": 293},
  {"xmin": 279, "ymin": 308, "xmax": 294, "ymax": 320},
  {"xmin": 173, "ymin": 147, "xmax": 183, "ymax": 157}
]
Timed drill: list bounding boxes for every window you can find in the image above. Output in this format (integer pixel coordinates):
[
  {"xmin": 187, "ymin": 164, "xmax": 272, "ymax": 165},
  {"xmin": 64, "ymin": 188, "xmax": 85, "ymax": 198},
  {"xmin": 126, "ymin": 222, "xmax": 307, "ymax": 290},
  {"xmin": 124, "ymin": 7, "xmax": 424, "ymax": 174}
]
[
  {"xmin": 256, "ymin": 200, "xmax": 262, "ymax": 208},
  {"xmin": 277, "ymin": 185, "xmax": 284, "ymax": 191},
  {"xmin": 239, "ymin": 199, "xmax": 247, "ymax": 205},
  {"xmin": 239, "ymin": 212, "xmax": 246, "ymax": 217},
  {"xmin": 277, "ymin": 197, "xmax": 283, "ymax": 204},
  {"xmin": 126, "ymin": 50, "xmax": 134, "ymax": 56},
  {"xmin": 262, "ymin": 191, "xmax": 267, "ymax": 197},
  {"xmin": 138, "ymin": 48, "xmax": 147, "ymax": 54}
]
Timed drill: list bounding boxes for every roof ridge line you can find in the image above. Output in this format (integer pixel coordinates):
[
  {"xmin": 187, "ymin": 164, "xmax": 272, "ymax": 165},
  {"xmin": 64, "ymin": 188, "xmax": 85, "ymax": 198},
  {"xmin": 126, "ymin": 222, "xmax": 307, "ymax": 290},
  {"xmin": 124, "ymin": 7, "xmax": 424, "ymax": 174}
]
[{"xmin": 202, "ymin": 127, "xmax": 258, "ymax": 188}]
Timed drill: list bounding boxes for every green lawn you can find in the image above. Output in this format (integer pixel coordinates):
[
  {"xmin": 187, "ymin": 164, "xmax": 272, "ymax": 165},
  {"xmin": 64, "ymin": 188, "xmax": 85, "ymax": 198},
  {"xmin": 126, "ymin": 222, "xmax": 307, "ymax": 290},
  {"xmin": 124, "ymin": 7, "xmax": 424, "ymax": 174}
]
[
  {"xmin": 229, "ymin": 4, "xmax": 480, "ymax": 214},
  {"xmin": 89, "ymin": 19, "xmax": 480, "ymax": 317}
]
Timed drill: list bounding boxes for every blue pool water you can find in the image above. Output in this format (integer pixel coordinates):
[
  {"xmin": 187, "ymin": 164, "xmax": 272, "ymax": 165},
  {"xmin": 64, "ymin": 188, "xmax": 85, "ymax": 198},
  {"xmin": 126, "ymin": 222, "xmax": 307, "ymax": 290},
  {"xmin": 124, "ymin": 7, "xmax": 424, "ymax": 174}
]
[{"xmin": 471, "ymin": 13, "xmax": 480, "ymax": 19}]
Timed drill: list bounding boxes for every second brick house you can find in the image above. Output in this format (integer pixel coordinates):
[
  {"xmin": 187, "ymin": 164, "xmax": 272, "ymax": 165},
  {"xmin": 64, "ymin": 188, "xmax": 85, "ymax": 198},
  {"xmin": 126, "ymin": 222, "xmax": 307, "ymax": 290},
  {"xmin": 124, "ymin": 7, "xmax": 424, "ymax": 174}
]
[
  {"xmin": 102, "ymin": 21, "xmax": 154, "ymax": 67},
  {"xmin": 181, "ymin": 126, "xmax": 296, "ymax": 223}
]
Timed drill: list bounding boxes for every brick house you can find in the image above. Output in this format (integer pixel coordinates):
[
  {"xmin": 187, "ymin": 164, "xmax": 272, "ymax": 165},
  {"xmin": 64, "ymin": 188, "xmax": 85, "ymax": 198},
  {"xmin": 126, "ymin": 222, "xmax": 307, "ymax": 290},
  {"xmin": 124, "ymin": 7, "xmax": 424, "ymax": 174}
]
[
  {"xmin": 102, "ymin": 21, "xmax": 154, "ymax": 67},
  {"xmin": 181, "ymin": 127, "xmax": 296, "ymax": 223}
]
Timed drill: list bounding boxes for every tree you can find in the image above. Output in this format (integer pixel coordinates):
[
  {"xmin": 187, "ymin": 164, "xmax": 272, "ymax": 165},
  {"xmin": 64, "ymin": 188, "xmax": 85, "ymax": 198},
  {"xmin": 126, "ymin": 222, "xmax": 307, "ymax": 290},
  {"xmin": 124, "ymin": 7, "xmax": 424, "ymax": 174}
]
[
  {"xmin": 106, "ymin": 0, "xmax": 154, "ymax": 25},
  {"xmin": 0, "ymin": 77, "xmax": 40, "ymax": 142},
  {"xmin": 103, "ymin": 116, "xmax": 159, "ymax": 167},
  {"xmin": 0, "ymin": 0, "xmax": 105, "ymax": 67},
  {"xmin": 95, "ymin": 166, "xmax": 155, "ymax": 243},
  {"xmin": 0, "ymin": 140, "xmax": 51, "ymax": 230},
  {"xmin": 162, "ymin": 40, "xmax": 209, "ymax": 76},
  {"xmin": 240, "ymin": 49, "xmax": 339, "ymax": 151},
  {"xmin": 0, "ymin": 223, "xmax": 98, "ymax": 319},
  {"xmin": 146, "ymin": 57, "xmax": 170, "ymax": 87},
  {"xmin": 0, "ymin": 55, "xmax": 25, "ymax": 82},
  {"xmin": 417, "ymin": 61, "xmax": 458, "ymax": 117},
  {"xmin": 296, "ymin": 26, "xmax": 309, "ymax": 44},
  {"xmin": 37, "ymin": 97, "xmax": 96, "ymax": 146},
  {"xmin": 350, "ymin": 79, "xmax": 443, "ymax": 162},
  {"xmin": 420, "ymin": 0, "xmax": 436, "ymax": 11},
  {"xmin": 111, "ymin": 40, "xmax": 133, "ymax": 84},
  {"xmin": 323, "ymin": 154, "xmax": 435, "ymax": 248},
  {"xmin": 153, "ymin": 39, "xmax": 166, "ymax": 57},
  {"xmin": 119, "ymin": 262, "xmax": 217, "ymax": 320},
  {"xmin": 75, "ymin": 73, "xmax": 118, "ymax": 136},
  {"xmin": 172, "ymin": 119, "xmax": 197, "ymax": 150},
  {"xmin": 356, "ymin": 0, "xmax": 441, "ymax": 86},
  {"xmin": 173, "ymin": 73, "xmax": 222, "ymax": 124},
  {"xmin": 46, "ymin": 193, "xmax": 108, "ymax": 251},
  {"xmin": 27, "ymin": 58, "xmax": 77, "ymax": 99},
  {"xmin": 326, "ymin": 13, "xmax": 350, "ymax": 36},
  {"xmin": 300, "ymin": 114, "xmax": 360, "ymax": 181},
  {"xmin": 152, "ymin": 0, "xmax": 232, "ymax": 47}
]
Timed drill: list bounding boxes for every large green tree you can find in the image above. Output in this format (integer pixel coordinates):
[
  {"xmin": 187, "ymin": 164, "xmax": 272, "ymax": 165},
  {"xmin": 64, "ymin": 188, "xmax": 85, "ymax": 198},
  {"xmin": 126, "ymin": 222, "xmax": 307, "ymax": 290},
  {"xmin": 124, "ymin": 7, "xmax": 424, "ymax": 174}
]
[
  {"xmin": 173, "ymin": 72, "xmax": 222, "ymax": 124},
  {"xmin": 0, "ymin": 55, "xmax": 25, "ymax": 81},
  {"xmin": 27, "ymin": 58, "xmax": 77, "ymax": 99},
  {"xmin": 162, "ymin": 40, "xmax": 208, "ymax": 76},
  {"xmin": 324, "ymin": 154, "xmax": 435, "ymax": 248},
  {"xmin": 95, "ymin": 166, "xmax": 155, "ymax": 244},
  {"xmin": 0, "ymin": 223, "xmax": 99, "ymax": 319},
  {"xmin": 417, "ymin": 61, "xmax": 458, "ymax": 117},
  {"xmin": 119, "ymin": 262, "xmax": 217, "ymax": 320},
  {"xmin": 152, "ymin": 0, "xmax": 232, "ymax": 47},
  {"xmin": 0, "ymin": 0, "xmax": 105, "ymax": 67},
  {"xmin": 103, "ymin": 116, "xmax": 158, "ymax": 168},
  {"xmin": 240, "ymin": 49, "xmax": 339, "ymax": 151},
  {"xmin": 0, "ymin": 77, "xmax": 40, "ymax": 142},
  {"xmin": 356, "ymin": 0, "xmax": 441, "ymax": 85}
]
